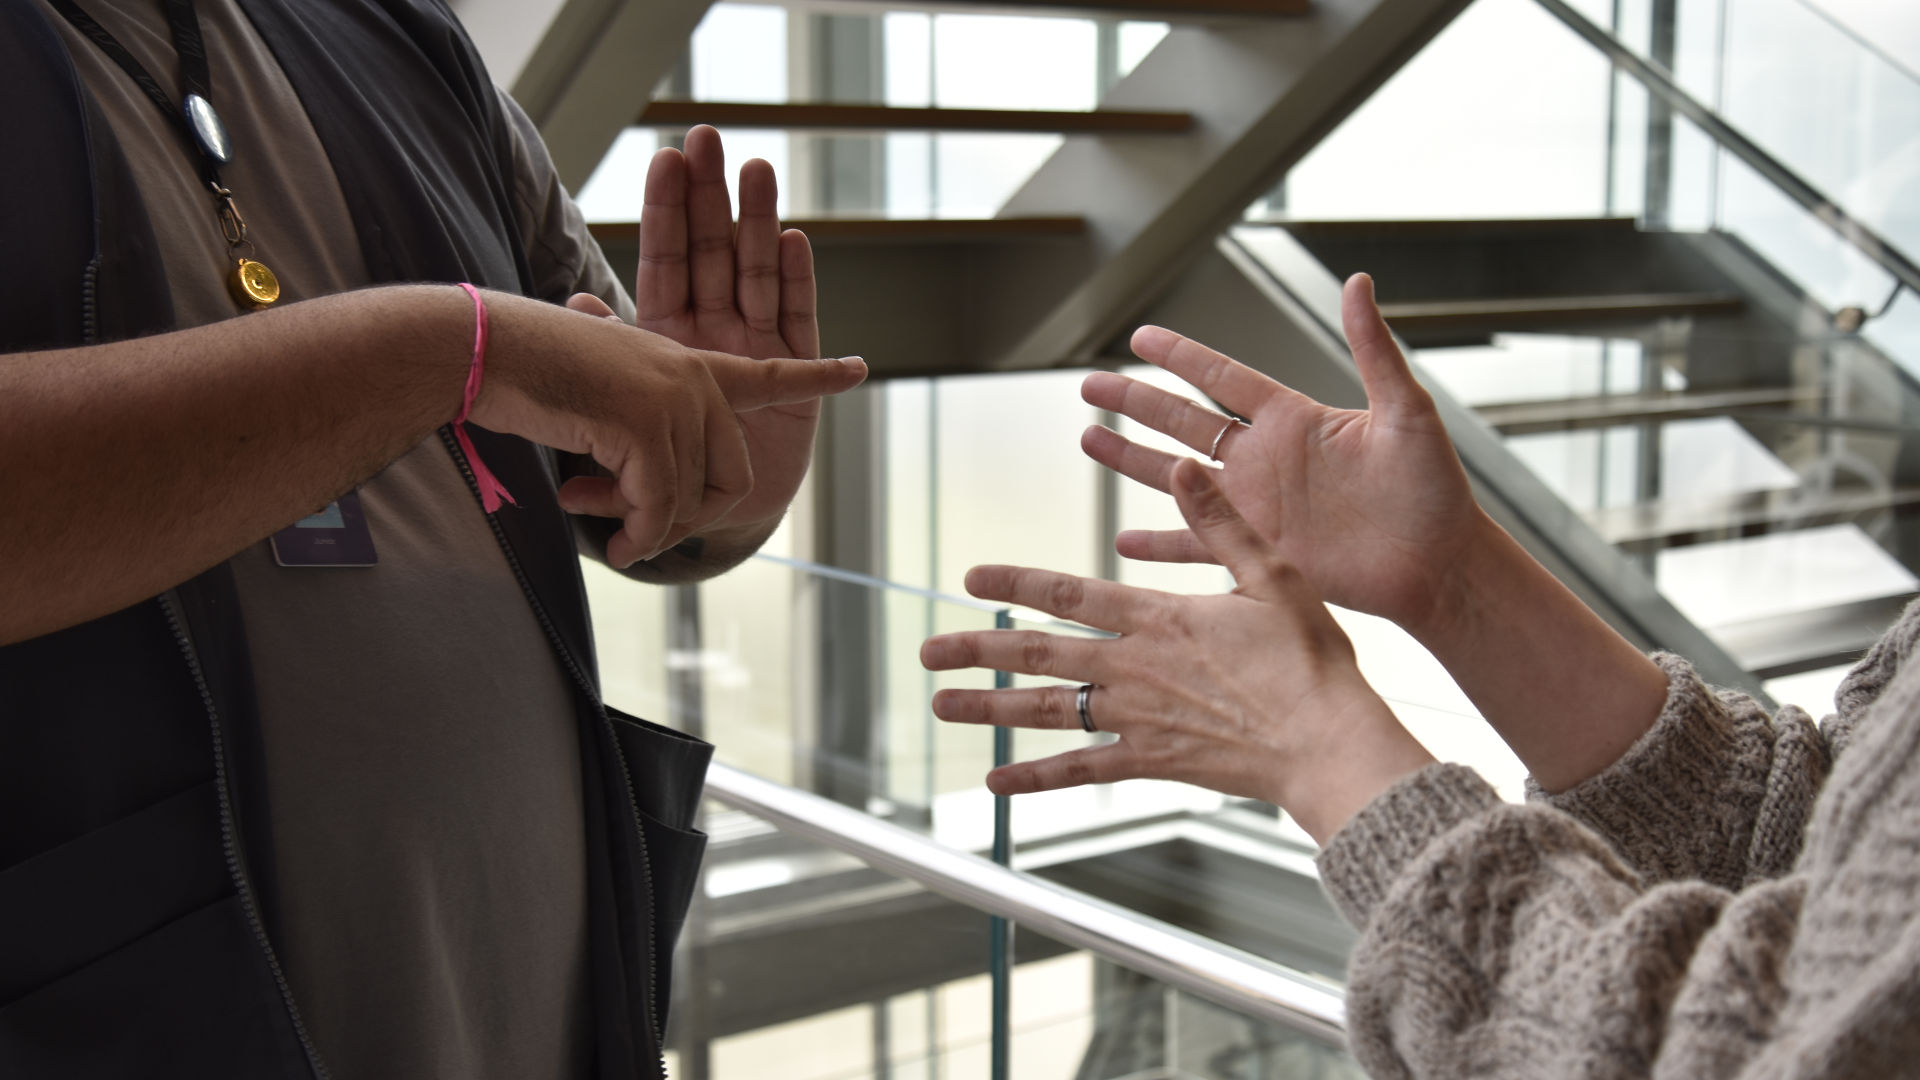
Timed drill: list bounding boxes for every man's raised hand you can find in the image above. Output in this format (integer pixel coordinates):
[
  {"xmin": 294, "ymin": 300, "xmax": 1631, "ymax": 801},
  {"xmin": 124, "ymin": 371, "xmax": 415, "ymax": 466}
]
[{"xmin": 631, "ymin": 125, "xmax": 831, "ymax": 539}]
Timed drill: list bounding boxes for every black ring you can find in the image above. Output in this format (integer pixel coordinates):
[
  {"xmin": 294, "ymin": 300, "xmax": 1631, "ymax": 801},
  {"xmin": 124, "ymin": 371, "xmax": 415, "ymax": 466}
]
[{"xmin": 1076, "ymin": 683, "xmax": 1098, "ymax": 733}]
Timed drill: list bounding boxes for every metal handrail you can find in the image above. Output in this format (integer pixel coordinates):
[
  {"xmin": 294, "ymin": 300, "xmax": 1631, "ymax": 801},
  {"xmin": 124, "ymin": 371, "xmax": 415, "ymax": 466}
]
[
  {"xmin": 702, "ymin": 761, "xmax": 1349, "ymax": 1044},
  {"xmin": 1532, "ymin": 0, "xmax": 1920, "ymax": 302}
]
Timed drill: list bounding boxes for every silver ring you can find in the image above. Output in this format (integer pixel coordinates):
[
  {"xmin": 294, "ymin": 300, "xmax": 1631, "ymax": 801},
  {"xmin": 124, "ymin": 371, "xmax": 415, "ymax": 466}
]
[
  {"xmin": 1076, "ymin": 683, "xmax": 1098, "ymax": 733},
  {"xmin": 1208, "ymin": 417, "xmax": 1247, "ymax": 462}
]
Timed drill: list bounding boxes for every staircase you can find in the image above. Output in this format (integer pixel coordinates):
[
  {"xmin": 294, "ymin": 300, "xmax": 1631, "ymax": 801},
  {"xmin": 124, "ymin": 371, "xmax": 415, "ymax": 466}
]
[
  {"xmin": 489, "ymin": 0, "xmax": 1920, "ymax": 697},
  {"xmin": 1248, "ymin": 214, "xmax": 1920, "ymax": 683},
  {"xmin": 521, "ymin": 0, "xmax": 1477, "ymax": 379}
]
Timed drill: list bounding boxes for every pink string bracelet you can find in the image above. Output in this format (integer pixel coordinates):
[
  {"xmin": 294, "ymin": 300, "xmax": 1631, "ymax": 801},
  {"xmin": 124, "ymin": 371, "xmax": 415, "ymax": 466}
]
[{"xmin": 454, "ymin": 283, "xmax": 516, "ymax": 513}]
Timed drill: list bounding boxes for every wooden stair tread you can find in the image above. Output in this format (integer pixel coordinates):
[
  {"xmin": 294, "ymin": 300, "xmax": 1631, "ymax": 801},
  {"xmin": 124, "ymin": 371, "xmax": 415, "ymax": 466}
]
[
  {"xmin": 814, "ymin": 0, "xmax": 1310, "ymax": 17},
  {"xmin": 1586, "ymin": 486, "xmax": 1920, "ymax": 547},
  {"xmin": 640, "ymin": 101, "xmax": 1193, "ymax": 134},
  {"xmin": 1381, "ymin": 292, "xmax": 1745, "ymax": 328},
  {"xmin": 588, "ymin": 217, "xmax": 1086, "ymax": 245},
  {"xmin": 1272, "ymin": 217, "xmax": 1642, "ymax": 241},
  {"xmin": 1708, "ymin": 592, "xmax": 1918, "ymax": 679},
  {"xmin": 1477, "ymin": 387, "xmax": 1816, "ymax": 435}
]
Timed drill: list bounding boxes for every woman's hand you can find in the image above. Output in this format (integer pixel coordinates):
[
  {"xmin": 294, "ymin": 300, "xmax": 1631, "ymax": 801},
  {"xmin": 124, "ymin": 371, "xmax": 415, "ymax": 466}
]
[
  {"xmin": 920, "ymin": 459, "xmax": 1434, "ymax": 843},
  {"xmin": 1088, "ymin": 275, "xmax": 1671, "ymax": 793},
  {"xmin": 1083, "ymin": 273, "xmax": 1481, "ymax": 640}
]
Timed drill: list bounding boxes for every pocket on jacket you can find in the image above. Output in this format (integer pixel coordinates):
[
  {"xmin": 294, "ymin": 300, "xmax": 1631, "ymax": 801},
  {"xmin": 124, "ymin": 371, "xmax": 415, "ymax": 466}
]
[
  {"xmin": 606, "ymin": 706, "xmax": 712, "ymax": 1017},
  {"xmin": 606, "ymin": 706, "xmax": 712, "ymax": 834},
  {"xmin": 0, "ymin": 894, "xmax": 309, "ymax": 1078},
  {"xmin": 0, "ymin": 780, "xmax": 229, "ymax": 1007}
]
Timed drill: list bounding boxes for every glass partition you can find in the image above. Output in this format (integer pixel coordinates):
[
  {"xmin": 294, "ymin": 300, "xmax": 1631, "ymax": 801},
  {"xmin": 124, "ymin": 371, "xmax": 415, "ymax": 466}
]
[
  {"xmin": 1589, "ymin": 0, "xmax": 1920, "ymax": 261},
  {"xmin": 1264, "ymin": 0, "xmax": 1616, "ymax": 221},
  {"xmin": 585, "ymin": 538, "xmax": 1510, "ymax": 999},
  {"xmin": 587, "ymin": 551, "xmax": 1005, "ymax": 830},
  {"xmin": 1572, "ymin": 0, "xmax": 1920, "ymax": 383}
]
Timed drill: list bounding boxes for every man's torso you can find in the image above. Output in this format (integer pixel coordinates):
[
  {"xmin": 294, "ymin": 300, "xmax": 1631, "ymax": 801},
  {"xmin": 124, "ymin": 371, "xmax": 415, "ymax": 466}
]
[{"xmin": 41, "ymin": 3, "xmax": 591, "ymax": 1075}]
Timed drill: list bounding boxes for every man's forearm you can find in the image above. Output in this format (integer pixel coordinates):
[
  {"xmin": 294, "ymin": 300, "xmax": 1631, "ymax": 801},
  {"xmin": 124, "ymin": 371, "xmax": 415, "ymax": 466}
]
[
  {"xmin": 0, "ymin": 285, "xmax": 475, "ymax": 644},
  {"xmin": 1411, "ymin": 510, "xmax": 1671, "ymax": 793}
]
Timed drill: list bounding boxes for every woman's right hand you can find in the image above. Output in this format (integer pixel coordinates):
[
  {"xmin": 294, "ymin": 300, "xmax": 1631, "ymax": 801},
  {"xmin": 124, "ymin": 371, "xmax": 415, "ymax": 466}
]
[
  {"xmin": 1091, "ymin": 274, "xmax": 1673, "ymax": 792},
  {"xmin": 1083, "ymin": 273, "xmax": 1483, "ymax": 638}
]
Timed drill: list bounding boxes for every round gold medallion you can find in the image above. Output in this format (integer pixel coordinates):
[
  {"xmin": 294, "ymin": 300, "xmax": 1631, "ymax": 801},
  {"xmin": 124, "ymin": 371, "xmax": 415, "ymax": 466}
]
[{"xmin": 229, "ymin": 258, "xmax": 281, "ymax": 309}]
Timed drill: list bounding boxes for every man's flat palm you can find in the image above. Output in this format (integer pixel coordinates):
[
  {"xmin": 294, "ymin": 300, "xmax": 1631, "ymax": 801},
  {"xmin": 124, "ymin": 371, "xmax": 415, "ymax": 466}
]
[{"xmin": 634, "ymin": 126, "xmax": 823, "ymax": 531}]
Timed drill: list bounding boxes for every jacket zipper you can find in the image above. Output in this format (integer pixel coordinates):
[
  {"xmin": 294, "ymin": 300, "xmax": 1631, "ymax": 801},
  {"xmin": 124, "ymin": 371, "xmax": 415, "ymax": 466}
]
[
  {"xmin": 159, "ymin": 591, "xmax": 331, "ymax": 1080},
  {"xmin": 440, "ymin": 429, "xmax": 668, "ymax": 1080},
  {"xmin": 80, "ymin": 259, "xmax": 100, "ymax": 345}
]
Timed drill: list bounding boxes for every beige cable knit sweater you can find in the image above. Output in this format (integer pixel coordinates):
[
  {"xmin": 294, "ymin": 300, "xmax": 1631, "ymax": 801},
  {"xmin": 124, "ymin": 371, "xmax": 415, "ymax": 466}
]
[{"xmin": 1316, "ymin": 600, "xmax": 1920, "ymax": 1079}]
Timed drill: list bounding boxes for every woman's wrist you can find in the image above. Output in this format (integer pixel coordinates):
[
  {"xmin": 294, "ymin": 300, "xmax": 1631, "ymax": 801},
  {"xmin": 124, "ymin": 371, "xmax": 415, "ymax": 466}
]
[
  {"xmin": 1394, "ymin": 506, "xmax": 1669, "ymax": 793},
  {"xmin": 1400, "ymin": 507, "xmax": 1516, "ymax": 652},
  {"xmin": 1265, "ymin": 684, "xmax": 1436, "ymax": 845}
]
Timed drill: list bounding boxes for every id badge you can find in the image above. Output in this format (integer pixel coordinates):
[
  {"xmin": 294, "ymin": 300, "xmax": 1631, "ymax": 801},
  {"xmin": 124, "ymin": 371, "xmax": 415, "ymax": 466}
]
[{"xmin": 271, "ymin": 490, "xmax": 378, "ymax": 567}]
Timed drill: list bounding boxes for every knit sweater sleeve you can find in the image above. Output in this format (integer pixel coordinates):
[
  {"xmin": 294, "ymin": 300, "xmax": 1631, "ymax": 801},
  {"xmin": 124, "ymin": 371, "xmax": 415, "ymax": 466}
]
[
  {"xmin": 1317, "ymin": 766, "xmax": 1810, "ymax": 1080},
  {"xmin": 1523, "ymin": 598, "xmax": 1920, "ymax": 890},
  {"xmin": 1521, "ymin": 655, "xmax": 1828, "ymax": 889},
  {"xmin": 1312, "ymin": 601, "xmax": 1920, "ymax": 1080}
]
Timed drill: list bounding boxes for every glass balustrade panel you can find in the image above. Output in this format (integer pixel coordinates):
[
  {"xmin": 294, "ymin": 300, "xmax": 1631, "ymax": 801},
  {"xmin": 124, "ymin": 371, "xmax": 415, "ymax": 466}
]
[{"xmin": 584, "ymin": 549, "xmax": 1005, "ymax": 833}]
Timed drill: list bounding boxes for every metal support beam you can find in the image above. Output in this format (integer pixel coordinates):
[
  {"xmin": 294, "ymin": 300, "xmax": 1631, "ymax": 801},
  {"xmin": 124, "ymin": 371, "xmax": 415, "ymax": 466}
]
[
  {"xmin": 966, "ymin": 0, "xmax": 1477, "ymax": 373},
  {"xmin": 1640, "ymin": 0, "xmax": 1676, "ymax": 229},
  {"xmin": 808, "ymin": 389, "xmax": 891, "ymax": 803},
  {"xmin": 801, "ymin": 13, "xmax": 887, "ymax": 214},
  {"xmin": 637, "ymin": 101, "xmax": 1195, "ymax": 134},
  {"xmin": 445, "ymin": 0, "xmax": 569, "ymax": 88},
  {"xmin": 512, "ymin": 0, "xmax": 717, "ymax": 190}
]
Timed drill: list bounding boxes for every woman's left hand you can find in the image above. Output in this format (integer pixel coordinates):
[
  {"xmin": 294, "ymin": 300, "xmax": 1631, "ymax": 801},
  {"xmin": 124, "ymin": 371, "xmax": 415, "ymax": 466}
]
[{"xmin": 920, "ymin": 460, "xmax": 1436, "ymax": 843}]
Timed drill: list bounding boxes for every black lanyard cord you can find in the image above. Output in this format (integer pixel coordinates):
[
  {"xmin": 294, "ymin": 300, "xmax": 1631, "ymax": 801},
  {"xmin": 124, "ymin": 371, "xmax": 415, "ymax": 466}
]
[
  {"xmin": 49, "ymin": 0, "xmax": 282, "ymax": 308},
  {"xmin": 163, "ymin": 0, "xmax": 213, "ymax": 104},
  {"xmin": 49, "ymin": 0, "xmax": 220, "ymax": 185}
]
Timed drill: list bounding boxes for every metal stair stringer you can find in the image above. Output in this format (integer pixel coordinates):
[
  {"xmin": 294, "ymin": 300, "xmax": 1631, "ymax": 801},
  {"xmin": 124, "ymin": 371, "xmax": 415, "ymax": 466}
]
[
  {"xmin": 966, "ymin": 0, "xmax": 1475, "ymax": 375},
  {"xmin": 1137, "ymin": 231, "xmax": 1769, "ymax": 700},
  {"xmin": 514, "ymin": 0, "xmax": 719, "ymax": 189}
]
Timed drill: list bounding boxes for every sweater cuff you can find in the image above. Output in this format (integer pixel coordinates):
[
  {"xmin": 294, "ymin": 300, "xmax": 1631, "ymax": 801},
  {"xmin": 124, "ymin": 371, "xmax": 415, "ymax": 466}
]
[
  {"xmin": 1524, "ymin": 655, "xmax": 1744, "ymax": 843},
  {"xmin": 1315, "ymin": 762, "xmax": 1502, "ymax": 932}
]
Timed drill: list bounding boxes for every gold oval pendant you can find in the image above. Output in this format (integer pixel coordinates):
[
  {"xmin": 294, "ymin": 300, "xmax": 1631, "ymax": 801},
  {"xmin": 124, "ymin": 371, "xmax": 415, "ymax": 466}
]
[{"xmin": 229, "ymin": 258, "xmax": 281, "ymax": 309}]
